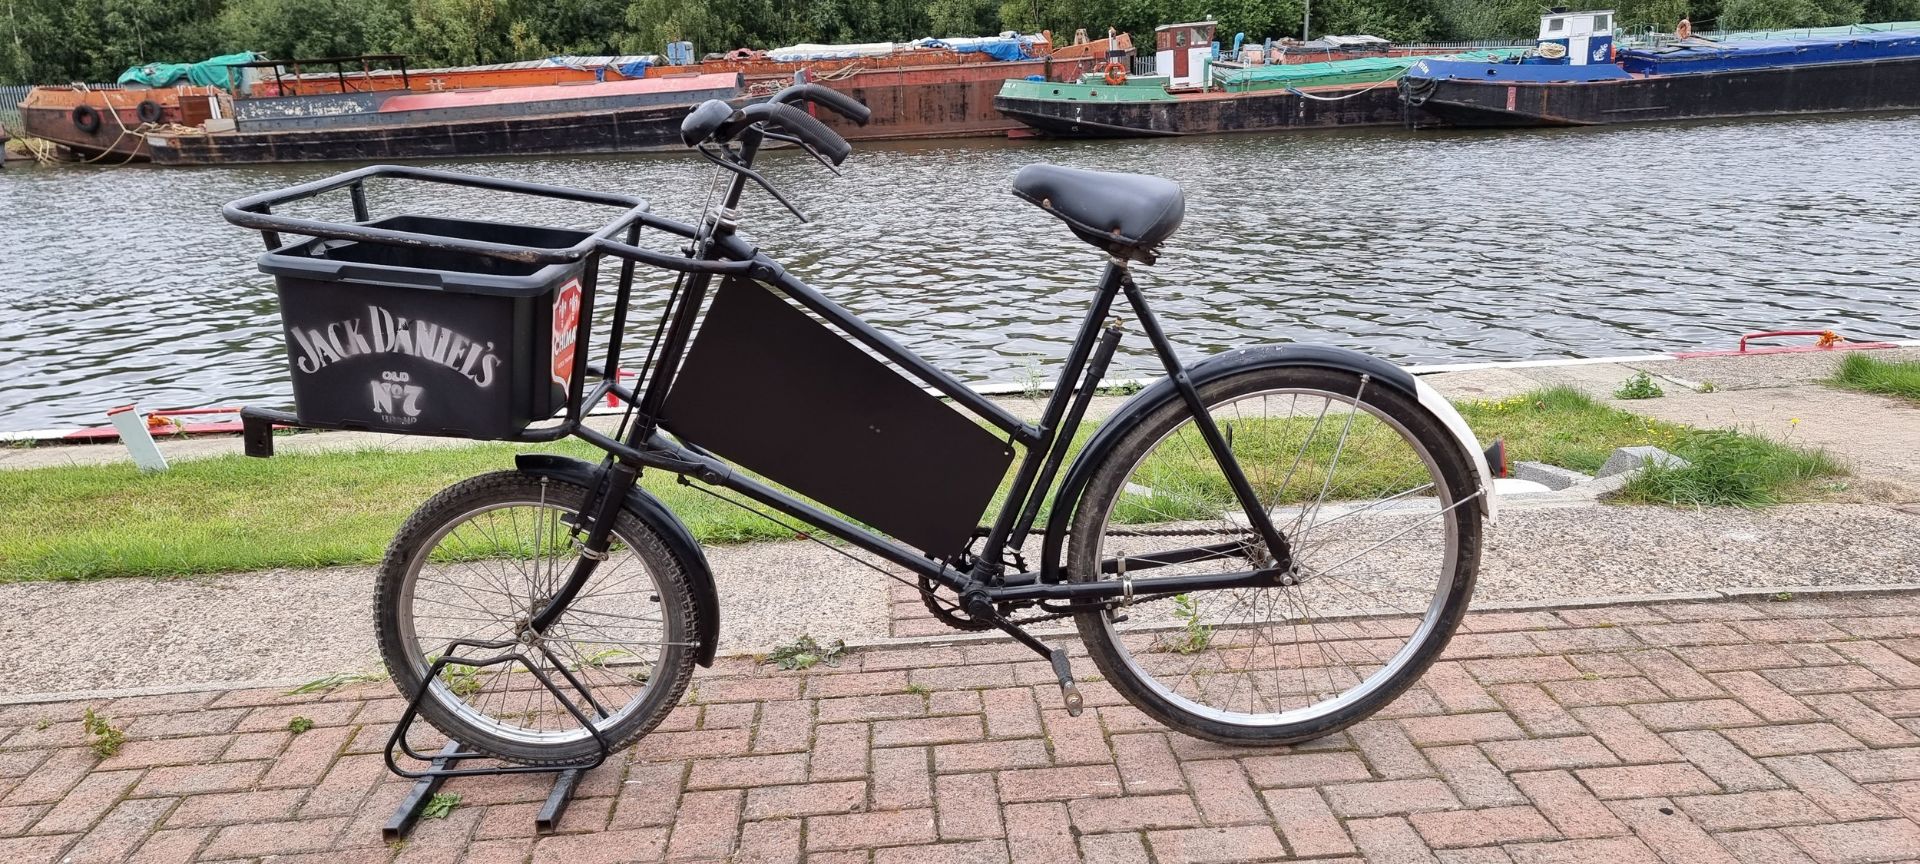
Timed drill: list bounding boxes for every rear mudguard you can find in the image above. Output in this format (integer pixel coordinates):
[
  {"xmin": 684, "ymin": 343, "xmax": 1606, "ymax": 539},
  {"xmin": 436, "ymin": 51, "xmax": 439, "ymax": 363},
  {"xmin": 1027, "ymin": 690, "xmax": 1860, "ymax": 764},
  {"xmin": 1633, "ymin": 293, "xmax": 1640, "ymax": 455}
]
[
  {"xmin": 514, "ymin": 454, "xmax": 721, "ymax": 667},
  {"xmin": 1037, "ymin": 344, "xmax": 1495, "ymax": 581}
]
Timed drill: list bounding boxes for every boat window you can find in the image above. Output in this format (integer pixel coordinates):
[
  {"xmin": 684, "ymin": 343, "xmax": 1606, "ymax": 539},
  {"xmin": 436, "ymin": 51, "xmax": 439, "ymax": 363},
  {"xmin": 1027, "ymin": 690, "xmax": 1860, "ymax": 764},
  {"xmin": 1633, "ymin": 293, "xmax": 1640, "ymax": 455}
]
[
  {"xmin": 1593, "ymin": 14, "xmax": 1611, "ymax": 30},
  {"xmin": 1176, "ymin": 30, "xmax": 1189, "ymax": 47},
  {"xmin": 1547, "ymin": 18, "xmax": 1565, "ymax": 33}
]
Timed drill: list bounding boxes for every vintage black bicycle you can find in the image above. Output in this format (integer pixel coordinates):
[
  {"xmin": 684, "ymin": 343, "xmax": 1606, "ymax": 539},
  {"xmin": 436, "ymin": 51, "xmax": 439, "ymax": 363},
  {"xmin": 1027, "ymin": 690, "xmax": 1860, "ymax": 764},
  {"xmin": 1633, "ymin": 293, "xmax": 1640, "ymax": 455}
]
[{"xmin": 225, "ymin": 85, "xmax": 1496, "ymax": 770}]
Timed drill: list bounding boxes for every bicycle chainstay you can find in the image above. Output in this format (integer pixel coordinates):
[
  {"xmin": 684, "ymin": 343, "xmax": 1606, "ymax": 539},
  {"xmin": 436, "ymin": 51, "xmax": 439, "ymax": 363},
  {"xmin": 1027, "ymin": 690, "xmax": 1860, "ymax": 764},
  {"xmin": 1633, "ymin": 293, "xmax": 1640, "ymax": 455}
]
[{"xmin": 924, "ymin": 524, "xmax": 1254, "ymax": 629}]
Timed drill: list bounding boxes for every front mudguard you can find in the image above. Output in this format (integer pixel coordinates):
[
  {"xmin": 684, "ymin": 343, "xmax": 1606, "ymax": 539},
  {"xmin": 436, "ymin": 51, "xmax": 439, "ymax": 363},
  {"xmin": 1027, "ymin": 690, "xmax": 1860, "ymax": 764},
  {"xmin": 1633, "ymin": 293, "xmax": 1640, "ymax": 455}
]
[
  {"xmin": 1037, "ymin": 344, "xmax": 1495, "ymax": 581},
  {"xmin": 514, "ymin": 454, "xmax": 722, "ymax": 667}
]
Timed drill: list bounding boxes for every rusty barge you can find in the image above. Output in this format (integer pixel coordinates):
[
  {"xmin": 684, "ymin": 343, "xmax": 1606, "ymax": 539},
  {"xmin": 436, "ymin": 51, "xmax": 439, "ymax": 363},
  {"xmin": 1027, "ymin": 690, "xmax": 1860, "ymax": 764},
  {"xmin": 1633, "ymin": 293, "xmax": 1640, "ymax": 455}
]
[{"xmin": 20, "ymin": 33, "xmax": 1125, "ymax": 165}]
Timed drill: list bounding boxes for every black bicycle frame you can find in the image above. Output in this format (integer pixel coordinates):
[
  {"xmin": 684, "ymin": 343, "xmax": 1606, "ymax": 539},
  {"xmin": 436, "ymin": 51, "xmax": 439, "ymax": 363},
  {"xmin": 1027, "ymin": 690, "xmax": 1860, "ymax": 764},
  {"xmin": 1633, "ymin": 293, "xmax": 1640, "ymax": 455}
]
[{"xmin": 543, "ymin": 220, "xmax": 1292, "ymax": 638}]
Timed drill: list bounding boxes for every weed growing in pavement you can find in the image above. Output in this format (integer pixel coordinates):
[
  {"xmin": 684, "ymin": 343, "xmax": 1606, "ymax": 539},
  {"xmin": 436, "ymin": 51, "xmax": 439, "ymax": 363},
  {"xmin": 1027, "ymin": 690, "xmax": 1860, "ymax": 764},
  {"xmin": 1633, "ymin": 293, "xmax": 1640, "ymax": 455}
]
[
  {"xmin": 1156, "ymin": 594, "xmax": 1215, "ymax": 655},
  {"xmin": 1831, "ymin": 352, "xmax": 1920, "ymax": 403},
  {"xmin": 440, "ymin": 664, "xmax": 483, "ymax": 698},
  {"xmin": 767, "ymin": 634, "xmax": 848, "ymax": 671},
  {"xmin": 82, "ymin": 708, "xmax": 124, "ymax": 758},
  {"xmin": 905, "ymin": 683, "xmax": 932, "ymax": 696},
  {"xmin": 1771, "ymin": 592, "xmax": 1795, "ymax": 602},
  {"xmin": 422, "ymin": 793, "xmax": 460, "ymax": 819},
  {"xmin": 33, "ymin": 718, "xmax": 50, "ymax": 731},
  {"xmin": 288, "ymin": 716, "xmax": 315, "ymax": 734},
  {"xmin": 1614, "ymin": 372, "xmax": 1664, "ymax": 400},
  {"xmin": 1698, "ymin": 380, "xmax": 1719, "ymax": 393},
  {"xmin": 289, "ymin": 669, "xmax": 388, "ymax": 695}
]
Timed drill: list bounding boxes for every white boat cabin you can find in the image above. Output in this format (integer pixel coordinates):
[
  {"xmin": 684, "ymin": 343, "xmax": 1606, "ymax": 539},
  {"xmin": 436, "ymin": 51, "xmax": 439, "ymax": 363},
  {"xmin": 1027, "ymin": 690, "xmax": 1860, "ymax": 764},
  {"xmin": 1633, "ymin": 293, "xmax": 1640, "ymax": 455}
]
[
  {"xmin": 1537, "ymin": 9, "xmax": 1615, "ymax": 65},
  {"xmin": 1154, "ymin": 21, "xmax": 1216, "ymax": 89}
]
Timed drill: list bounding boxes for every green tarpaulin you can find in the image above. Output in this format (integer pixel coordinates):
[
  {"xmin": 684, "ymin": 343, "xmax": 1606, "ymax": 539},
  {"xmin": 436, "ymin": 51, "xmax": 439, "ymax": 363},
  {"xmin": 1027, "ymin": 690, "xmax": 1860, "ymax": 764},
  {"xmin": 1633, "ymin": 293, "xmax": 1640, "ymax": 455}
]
[
  {"xmin": 117, "ymin": 52, "xmax": 260, "ymax": 90},
  {"xmin": 1214, "ymin": 49, "xmax": 1523, "ymax": 92}
]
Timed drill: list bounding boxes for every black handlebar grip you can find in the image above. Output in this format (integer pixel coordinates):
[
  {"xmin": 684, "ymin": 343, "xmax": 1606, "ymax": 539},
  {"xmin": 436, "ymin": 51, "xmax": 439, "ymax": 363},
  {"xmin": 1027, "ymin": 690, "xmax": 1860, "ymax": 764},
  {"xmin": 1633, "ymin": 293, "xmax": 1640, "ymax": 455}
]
[
  {"xmin": 763, "ymin": 102, "xmax": 852, "ymax": 166},
  {"xmin": 771, "ymin": 83, "xmax": 873, "ymax": 126},
  {"xmin": 680, "ymin": 99, "xmax": 734, "ymax": 147}
]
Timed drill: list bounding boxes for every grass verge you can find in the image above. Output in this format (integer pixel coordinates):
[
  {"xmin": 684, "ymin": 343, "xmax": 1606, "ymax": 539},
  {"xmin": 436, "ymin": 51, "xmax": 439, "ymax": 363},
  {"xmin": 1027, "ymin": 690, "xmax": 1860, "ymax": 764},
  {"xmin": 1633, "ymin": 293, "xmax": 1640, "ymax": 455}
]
[
  {"xmin": 1830, "ymin": 352, "xmax": 1920, "ymax": 404},
  {"xmin": 0, "ymin": 386, "xmax": 1843, "ymax": 581}
]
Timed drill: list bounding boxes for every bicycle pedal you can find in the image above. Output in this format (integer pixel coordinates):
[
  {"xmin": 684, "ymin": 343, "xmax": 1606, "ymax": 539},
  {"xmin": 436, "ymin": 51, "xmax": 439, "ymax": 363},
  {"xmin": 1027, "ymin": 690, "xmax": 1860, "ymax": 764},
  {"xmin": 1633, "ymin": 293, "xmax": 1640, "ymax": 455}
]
[{"xmin": 1048, "ymin": 648, "xmax": 1084, "ymax": 717}]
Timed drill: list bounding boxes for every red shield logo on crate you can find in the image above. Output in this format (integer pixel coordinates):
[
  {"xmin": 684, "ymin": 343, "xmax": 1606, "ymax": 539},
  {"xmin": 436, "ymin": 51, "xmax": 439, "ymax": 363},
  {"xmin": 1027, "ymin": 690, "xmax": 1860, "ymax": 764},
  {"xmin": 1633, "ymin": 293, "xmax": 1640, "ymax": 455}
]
[{"xmin": 552, "ymin": 278, "xmax": 582, "ymax": 389}]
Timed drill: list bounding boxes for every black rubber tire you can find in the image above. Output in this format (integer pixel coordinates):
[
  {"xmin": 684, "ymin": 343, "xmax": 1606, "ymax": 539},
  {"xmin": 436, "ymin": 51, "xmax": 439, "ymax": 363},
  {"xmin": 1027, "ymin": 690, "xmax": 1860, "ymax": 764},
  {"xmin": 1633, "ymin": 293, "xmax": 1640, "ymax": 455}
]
[
  {"xmin": 374, "ymin": 470, "xmax": 702, "ymax": 765},
  {"xmin": 70, "ymin": 105, "xmax": 100, "ymax": 134},
  {"xmin": 136, "ymin": 100, "xmax": 163, "ymax": 124},
  {"xmin": 1066, "ymin": 365, "xmax": 1483, "ymax": 745}
]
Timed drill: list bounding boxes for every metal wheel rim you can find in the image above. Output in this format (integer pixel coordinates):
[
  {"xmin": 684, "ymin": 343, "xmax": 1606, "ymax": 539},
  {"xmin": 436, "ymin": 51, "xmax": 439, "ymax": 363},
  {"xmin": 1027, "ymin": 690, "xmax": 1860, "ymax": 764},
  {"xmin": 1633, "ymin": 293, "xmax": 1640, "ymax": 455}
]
[
  {"xmin": 396, "ymin": 496, "xmax": 673, "ymax": 747},
  {"xmin": 1089, "ymin": 385, "xmax": 1461, "ymax": 729}
]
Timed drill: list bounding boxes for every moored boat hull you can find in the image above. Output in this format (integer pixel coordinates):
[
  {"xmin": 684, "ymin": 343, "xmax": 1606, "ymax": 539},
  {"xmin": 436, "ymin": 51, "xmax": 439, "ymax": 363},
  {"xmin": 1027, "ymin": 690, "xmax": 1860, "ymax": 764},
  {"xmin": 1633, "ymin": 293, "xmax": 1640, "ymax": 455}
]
[
  {"xmin": 1405, "ymin": 53, "xmax": 1920, "ymax": 127},
  {"xmin": 145, "ymin": 100, "xmax": 713, "ymax": 165},
  {"xmin": 993, "ymin": 85, "xmax": 1407, "ymax": 138},
  {"xmin": 18, "ymin": 86, "xmax": 222, "ymax": 161}
]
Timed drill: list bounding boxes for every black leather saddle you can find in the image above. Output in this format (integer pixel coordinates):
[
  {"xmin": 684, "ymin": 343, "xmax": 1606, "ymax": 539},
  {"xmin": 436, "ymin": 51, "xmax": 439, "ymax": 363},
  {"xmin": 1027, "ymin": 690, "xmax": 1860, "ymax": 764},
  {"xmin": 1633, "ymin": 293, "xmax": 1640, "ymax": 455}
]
[{"xmin": 1012, "ymin": 164, "xmax": 1185, "ymax": 264}]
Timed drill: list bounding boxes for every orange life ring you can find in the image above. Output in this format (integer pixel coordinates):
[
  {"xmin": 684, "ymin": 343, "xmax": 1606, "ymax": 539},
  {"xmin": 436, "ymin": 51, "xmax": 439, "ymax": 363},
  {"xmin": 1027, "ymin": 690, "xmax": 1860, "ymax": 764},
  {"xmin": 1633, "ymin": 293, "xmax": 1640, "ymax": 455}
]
[
  {"xmin": 1103, "ymin": 61, "xmax": 1127, "ymax": 86},
  {"xmin": 1676, "ymin": 18, "xmax": 1693, "ymax": 40}
]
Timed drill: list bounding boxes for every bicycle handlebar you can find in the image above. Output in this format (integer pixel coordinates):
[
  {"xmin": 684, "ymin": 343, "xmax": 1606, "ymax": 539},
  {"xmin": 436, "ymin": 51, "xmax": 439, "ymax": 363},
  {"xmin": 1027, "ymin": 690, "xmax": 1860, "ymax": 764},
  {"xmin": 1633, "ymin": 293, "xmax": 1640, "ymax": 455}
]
[
  {"xmin": 770, "ymin": 83, "xmax": 873, "ymax": 126},
  {"xmin": 724, "ymin": 102, "xmax": 851, "ymax": 165}
]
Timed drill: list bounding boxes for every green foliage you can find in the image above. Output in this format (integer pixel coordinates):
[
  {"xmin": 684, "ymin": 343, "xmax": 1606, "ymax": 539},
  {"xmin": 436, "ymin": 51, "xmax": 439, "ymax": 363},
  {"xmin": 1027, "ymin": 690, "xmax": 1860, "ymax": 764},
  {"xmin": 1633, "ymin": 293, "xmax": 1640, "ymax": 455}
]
[
  {"xmin": 1156, "ymin": 593, "xmax": 1215, "ymax": 654},
  {"xmin": 1830, "ymin": 352, "xmax": 1920, "ymax": 403},
  {"xmin": 287, "ymin": 669, "xmax": 388, "ymax": 695},
  {"xmin": 422, "ymin": 793, "xmax": 461, "ymax": 819},
  {"xmin": 1614, "ymin": 372, "xmax": 1665, "ymax": 400},
  {"xmin": 766, "ymin": 634, "xmax": 849, "ymax": 670},
  {"xmin": 288, "ymin": 716, "xmax": 315, "ymax": 734},
  {"xmin": 1618, "ymin": 428, "xmax": 1847, "ymax": 507},
  {"xmin": 82, "ymin": 707, "xmax": 125, "ymax": 758}
]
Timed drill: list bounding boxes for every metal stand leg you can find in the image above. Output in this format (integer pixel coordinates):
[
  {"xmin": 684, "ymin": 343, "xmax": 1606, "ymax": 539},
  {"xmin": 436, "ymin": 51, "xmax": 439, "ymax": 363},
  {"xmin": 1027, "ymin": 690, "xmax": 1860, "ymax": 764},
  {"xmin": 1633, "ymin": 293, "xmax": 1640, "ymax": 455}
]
[
  {"xmin": 383, "ymin": 742, "xmax": 459, "ymax": 841},
  {"xmin": 380, "ymin": 639, "xmax": 615, "ymax": 840},
  {"xmin": 535, "ymin": 767, "xmax": 585, "ymax": 834}
]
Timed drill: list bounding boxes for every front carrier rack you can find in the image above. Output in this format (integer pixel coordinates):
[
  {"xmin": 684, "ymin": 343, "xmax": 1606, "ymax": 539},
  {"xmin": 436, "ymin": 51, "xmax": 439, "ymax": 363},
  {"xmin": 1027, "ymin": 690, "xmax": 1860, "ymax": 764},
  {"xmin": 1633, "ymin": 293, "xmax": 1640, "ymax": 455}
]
[{"xmin": 222, "ymin": 163, "xmax": 758, "ymax": 452}]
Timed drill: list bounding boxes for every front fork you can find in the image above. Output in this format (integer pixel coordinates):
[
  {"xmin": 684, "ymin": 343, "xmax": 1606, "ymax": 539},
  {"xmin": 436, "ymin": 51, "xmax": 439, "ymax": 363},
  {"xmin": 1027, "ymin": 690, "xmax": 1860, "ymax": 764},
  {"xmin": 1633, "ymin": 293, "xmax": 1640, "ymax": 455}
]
[{"xmin": 527, "ymin": 462, "xmax": 640, "ymax": 636}]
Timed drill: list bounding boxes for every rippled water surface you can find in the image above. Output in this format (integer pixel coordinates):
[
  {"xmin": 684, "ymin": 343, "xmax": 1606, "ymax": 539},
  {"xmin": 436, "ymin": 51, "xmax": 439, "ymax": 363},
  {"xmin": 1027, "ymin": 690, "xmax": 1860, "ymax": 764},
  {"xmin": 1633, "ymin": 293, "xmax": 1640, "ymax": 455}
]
[{"xmin": 2, "ymin": 113, "xmax": 1917, "ymax": 431}]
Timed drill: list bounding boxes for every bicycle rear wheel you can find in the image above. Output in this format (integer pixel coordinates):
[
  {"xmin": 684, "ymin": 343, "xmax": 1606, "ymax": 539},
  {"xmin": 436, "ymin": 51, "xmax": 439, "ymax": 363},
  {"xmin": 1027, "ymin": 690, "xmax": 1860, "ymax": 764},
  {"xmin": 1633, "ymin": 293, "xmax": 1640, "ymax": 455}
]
[
  {"xmin": 1066, "ymin": 365, "xmax": 1483, "ymax": 744},
  {"xmin": 374, "ymin": 471, "xmax": 701, "ymax": 765}
]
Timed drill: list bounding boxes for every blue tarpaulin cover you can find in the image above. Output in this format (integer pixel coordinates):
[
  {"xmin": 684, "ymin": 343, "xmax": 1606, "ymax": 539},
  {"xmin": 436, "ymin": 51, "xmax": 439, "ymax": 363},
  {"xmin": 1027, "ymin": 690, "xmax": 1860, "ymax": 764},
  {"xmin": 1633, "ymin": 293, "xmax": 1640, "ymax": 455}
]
[
  {"xmin": 910, "ymin": 34, "xmax": 1038, "ymax": 62},
  {"xmin": 1620, "ymin": 29, "xmax": 1920, "ymax": 74}
]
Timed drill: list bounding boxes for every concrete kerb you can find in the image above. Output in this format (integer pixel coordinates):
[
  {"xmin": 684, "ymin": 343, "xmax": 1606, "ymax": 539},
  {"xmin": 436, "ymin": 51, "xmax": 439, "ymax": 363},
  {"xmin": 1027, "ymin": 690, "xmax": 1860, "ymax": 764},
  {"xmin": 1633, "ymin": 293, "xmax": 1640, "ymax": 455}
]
[
  {"xmin": 5, "ymin": 580, "xmax": 1917, "ymax": 709},
  {"xmin": 15, "ymin": 336, "xmax": 1920, "ymax": 445}
]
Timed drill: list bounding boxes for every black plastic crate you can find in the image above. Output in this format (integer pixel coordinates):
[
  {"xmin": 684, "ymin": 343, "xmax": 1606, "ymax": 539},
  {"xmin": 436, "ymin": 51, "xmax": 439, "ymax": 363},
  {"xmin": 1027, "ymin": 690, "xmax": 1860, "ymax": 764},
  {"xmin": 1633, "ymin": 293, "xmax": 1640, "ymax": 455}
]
[{"xmin": 260, "ymin": 215, "xmax": 596, "ymax": 439}]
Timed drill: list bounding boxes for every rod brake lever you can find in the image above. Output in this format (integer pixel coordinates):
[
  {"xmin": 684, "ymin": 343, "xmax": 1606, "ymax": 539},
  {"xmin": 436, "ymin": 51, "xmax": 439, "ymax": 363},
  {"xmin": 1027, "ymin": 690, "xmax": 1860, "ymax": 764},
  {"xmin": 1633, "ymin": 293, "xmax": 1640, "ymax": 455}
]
[
  {"xmin": 697, "ymin": 143, "xmax": 809, "ymax": 223},
  {"xmin": 760, "ymin": 130, "xmax": 843, "ymax": 177}
]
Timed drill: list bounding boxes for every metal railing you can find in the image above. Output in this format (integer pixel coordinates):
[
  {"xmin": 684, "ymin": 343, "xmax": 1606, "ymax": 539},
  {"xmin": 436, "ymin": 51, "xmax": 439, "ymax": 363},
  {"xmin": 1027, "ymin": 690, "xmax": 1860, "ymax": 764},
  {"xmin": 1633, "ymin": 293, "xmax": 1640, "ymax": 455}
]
[{"xmin": 0, "ymin": 84, "xmax": 30, "ymax": 133}]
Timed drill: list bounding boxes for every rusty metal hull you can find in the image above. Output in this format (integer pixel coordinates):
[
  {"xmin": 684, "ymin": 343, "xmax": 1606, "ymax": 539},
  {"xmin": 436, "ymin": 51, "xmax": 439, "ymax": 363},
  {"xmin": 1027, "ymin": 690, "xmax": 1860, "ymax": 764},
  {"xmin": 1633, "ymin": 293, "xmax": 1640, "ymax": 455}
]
[
  {"xmin": 146, "ymin": 101, "xmax": 703, "ymax": 165},
  {"xmin": 18, "ymin": 87, "xmax": 219, "ymax": 161},
  {"xmin": 992, "ymin": 85, "xmax": 1407, "ymax": 137},
  {"xmin": 816, "ymin": 60, "xmax": 1061, "ymax": 140},
  {"xmin": 1403, "ymin": 55, "xmax": 1920, "ymax": 127}
]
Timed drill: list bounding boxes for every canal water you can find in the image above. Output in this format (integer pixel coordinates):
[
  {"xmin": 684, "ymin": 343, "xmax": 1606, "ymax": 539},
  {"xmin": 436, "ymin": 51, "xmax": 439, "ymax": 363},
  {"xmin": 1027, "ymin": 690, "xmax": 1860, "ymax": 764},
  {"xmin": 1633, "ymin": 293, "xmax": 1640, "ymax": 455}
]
[{"xmin": 2, "ymin": 112, "xmax": 1916, "ymax": 432}]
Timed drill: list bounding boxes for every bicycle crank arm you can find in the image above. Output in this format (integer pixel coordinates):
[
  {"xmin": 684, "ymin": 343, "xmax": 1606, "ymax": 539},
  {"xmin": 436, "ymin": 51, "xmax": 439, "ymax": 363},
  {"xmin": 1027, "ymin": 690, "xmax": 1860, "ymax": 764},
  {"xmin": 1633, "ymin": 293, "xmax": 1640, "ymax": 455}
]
[{"xmin": 970, "ymin": 596, "xmax": 1085, "ymax": 716}]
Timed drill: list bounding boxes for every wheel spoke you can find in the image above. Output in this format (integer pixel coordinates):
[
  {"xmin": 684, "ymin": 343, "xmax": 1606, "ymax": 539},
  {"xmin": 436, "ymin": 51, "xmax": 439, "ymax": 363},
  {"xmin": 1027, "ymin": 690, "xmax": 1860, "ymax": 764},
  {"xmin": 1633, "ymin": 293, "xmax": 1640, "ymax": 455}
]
[{"xmin": 1075, "ymin": 380, "xmax": 1473, "ymax": 739}]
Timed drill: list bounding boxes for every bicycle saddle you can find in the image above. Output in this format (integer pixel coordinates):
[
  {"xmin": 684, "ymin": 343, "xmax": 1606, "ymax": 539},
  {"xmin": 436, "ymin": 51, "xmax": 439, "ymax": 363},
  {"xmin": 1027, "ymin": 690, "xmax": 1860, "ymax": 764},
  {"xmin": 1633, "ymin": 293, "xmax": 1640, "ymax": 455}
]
[{"xmin": 1012, "ymin": 164, "xmax": 1185, "ymax": 264}]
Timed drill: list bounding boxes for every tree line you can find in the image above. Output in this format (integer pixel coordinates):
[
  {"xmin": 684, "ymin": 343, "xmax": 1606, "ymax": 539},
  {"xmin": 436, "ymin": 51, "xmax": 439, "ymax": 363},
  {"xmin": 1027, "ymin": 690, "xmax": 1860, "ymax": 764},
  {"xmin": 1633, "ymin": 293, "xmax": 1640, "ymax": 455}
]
[{"xmin": 6, "ymin": 0, "xmax": 1919, "ymax": 85}]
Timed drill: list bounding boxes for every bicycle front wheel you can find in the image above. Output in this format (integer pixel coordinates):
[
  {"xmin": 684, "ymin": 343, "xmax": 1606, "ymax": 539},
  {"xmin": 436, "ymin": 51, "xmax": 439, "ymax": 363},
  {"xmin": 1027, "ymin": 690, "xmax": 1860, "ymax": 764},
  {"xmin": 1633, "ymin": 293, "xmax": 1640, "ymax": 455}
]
[
  {"xmin": 1066, "ymin": 364, "xmax": 1483, "ymax": 745},
  {"xmin": 374, "ymin": 470, "xmax": 702, "ymax": 765}
]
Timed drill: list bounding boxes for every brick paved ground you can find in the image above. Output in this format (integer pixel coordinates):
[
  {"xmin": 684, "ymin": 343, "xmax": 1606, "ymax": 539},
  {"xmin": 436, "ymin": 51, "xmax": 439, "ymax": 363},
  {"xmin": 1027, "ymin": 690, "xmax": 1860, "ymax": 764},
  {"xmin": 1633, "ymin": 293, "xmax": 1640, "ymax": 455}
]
[{"xmin": 5, "ymin": 592, "xmax": 1920, "ymax": 863}]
